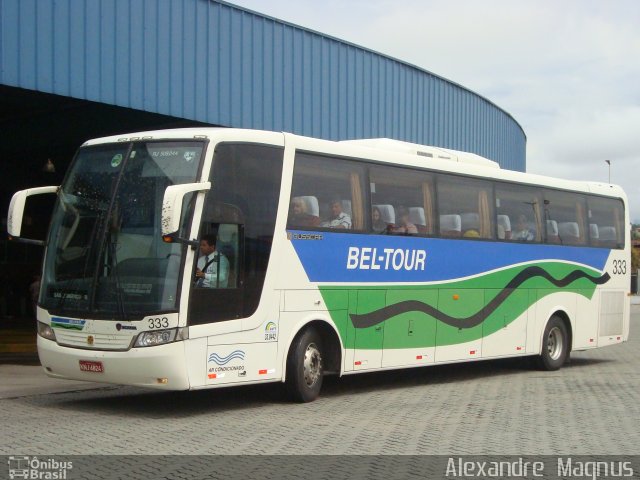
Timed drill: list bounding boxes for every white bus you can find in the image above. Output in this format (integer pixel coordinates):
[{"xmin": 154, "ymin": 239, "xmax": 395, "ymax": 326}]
[{"xmin": 8, "ymin": 128, "xmax": 630, "ymax": 402}]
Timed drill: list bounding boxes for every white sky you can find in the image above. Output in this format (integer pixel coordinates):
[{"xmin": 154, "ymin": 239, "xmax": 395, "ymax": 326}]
[{"xmin": 229, "ymin": 0, "xmax": 640, "ymax": 222}]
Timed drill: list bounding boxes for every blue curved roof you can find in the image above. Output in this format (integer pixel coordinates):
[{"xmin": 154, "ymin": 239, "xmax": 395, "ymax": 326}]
[{"xmin": 0, "ymin": 0, "xmax": 525, "ymax": 171}]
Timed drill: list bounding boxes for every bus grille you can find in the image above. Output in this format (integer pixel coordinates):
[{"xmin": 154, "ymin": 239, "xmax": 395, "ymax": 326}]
[{"xmin": 55, "ymin": 330, "xmax": 134, "ymax": 351}]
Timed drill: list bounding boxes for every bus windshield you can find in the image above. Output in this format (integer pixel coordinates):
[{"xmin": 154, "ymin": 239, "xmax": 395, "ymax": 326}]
[{"xmin": 40, "ymin": 140, "xmax": 204, "ymax": 319}]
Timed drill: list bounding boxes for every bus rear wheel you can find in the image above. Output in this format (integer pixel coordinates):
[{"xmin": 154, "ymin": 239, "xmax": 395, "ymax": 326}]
[
  {"xmin": 286, "ymin": 328, "xmax": 323, "ymax": 402},
  {"xmin": 536, "ymin": 315, "xmax": 569, "ymax": 371}
]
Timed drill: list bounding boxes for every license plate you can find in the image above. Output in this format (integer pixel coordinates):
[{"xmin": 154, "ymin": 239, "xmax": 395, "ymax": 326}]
[{"xmin": 79, "ymin": 360, "xmax": 104, "ymax": 373}]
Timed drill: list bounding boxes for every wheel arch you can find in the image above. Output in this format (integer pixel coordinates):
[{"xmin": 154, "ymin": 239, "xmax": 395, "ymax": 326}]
[
  {"xmin": 540, "ymin": 309, "xmax": 573, "ymax": 354},
  {"xmin": 280, "ymin": 316, "xmax": 344, "ymax": 381}
]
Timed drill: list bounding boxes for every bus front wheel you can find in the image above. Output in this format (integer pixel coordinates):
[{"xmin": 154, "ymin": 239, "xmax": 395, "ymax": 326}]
[
  {"xmin": 286, "ymin": 328, "xmax": 324, "ymax": 402},
  {"xmin": 536, "ymin": 315, "xmax": 569, "ymax": 371}
]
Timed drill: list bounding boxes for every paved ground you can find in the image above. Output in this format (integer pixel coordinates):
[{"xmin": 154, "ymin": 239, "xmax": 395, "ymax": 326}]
[{"xmin": 1, "ymin": 306, "xmax": 639, "ymax": 458}]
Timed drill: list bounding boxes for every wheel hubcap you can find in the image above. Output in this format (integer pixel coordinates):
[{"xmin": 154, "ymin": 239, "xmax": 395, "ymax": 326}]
[
  {"xmin": 547, "ymin": 326, "xmax": 564, "ymax": 361},
  {"xmin": 303, "ymin": 343, "xmax": 322, "ymax": 387}
]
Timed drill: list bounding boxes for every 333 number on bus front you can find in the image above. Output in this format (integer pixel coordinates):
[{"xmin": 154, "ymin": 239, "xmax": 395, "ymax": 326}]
[{"xmin": 148, "ymin": 317, "xmax": 170, "ymax": 329}]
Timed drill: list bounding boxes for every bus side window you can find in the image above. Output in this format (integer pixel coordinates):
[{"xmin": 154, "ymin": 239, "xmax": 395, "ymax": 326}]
[
  {"xmin": 215, "ymin": 223, "xmax": 239, "ymax": 288},
  {"xmin": 544, "ymin": 190, "xmax": 588, "ymax": 246},
  {"xmin": 289, "ymin": 153, "xmax": 366, "ymax": 231},
  {"xmin": 587, "ymin": 196, "xmax": 625, "ymax": 249},
  {"xmin": 437, "ymin": 175, "xmax": 494, "ymax": 239},
  {"xmin": 369, "ymin": 165, "xmax": 435, "ymax": 236},
  {"xmin": 494, "ymin": 184, "xmax": 543, "ymax": 243}
]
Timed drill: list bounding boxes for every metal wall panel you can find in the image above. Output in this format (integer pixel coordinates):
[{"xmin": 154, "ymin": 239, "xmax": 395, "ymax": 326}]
[{"xmin": 0, "ymin": 0, "xmax": 526, "ymax": 170}]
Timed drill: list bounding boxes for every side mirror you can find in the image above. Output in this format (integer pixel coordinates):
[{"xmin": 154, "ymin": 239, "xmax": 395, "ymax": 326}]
[
  {"xmin": 7, "ymin": 186, "xmax": 58, "ymax": 244},
  {"xmin": 161, "ymin": 182, "xmax": 211, "ymax": 236}
]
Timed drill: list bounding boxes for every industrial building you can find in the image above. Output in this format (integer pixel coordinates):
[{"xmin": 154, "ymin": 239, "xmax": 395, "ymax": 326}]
[{"xmin": 0, "ymin": 0, "xmax": 526, "ymax": 318}]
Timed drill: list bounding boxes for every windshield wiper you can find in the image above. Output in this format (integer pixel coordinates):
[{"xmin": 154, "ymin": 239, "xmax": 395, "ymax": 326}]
[{"xmin": 88, "ymin": 143, "xmax": 133, "ymax": 315}]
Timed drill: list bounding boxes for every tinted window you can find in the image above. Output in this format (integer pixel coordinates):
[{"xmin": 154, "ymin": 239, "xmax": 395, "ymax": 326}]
[
  {"xmin": 495, "ymin": 184, "xmax": 543, "ymax": 242},
  {"xmin": 189, "ymin": 144, "xmax": 283, "ymax": 325},
  {"xmin": 544, "ymin": 190, "xmax": 588, "ymax": 246},
  {"xmin": 369, "ymin": 166, "xmax": 435, "ymax": 235},
  {"xmin": 437, "ymin": 175, "xmax": 494, "ymax": 239},
  {"xmin": 288, "ymin": 153, "xmax": 366, "ymax": 231},
  {"xmin": 40, "ymin": 141, "xmax": 204, "ymax": 319},
  {"xmin": 588, "ymin": 196, "xmax": 625, "ymax": 248}
]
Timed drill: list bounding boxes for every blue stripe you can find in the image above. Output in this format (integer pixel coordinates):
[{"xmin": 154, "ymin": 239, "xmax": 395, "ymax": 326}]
[{"xmin": 288, "ymin": 231, "xmax": 610, "ymax": 283}]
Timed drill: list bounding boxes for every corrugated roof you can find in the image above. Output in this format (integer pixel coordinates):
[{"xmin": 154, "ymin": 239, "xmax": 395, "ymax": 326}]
[{"xmin": 0, "ymin": 0, "xmax": 526, "ymax": 170}]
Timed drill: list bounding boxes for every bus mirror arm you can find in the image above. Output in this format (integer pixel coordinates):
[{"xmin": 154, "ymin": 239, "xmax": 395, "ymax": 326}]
[
  {"xmin": 162, "ymin": 234, "xmax": 200, "ymax": 249},
  {"xmin": 161, "ymin": 182, "xmax": 211, "ymax": 237},
  {"xmin": 7, "ymin": 186, "xmax": 59, "ymax": 242}
]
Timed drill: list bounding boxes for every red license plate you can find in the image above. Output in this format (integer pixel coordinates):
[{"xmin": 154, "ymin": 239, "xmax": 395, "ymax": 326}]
[{"xmin": 79, "ymin": 360, "xmax": 104, "ymax": 373}]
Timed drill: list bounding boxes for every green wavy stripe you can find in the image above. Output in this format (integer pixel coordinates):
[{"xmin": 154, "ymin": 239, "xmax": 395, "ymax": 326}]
[{"xmin": 319, "ymin": 262, "xmax": 603, "ymax": 349}]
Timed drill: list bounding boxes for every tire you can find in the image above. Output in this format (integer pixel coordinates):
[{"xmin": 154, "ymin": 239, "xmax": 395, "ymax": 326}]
[
  {"xmin": 285, "ymin": 328, "xmax": 324, "ymax": 402},
  {"xmin": 536, "ymin": 315, "xmax": 570, "ymax": 371}
]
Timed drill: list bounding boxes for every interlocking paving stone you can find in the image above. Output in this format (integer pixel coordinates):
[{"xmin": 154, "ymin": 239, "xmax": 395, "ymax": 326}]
[{"xmin": 1, "ymin": 307, "xmax": 638, "ymax": 457}]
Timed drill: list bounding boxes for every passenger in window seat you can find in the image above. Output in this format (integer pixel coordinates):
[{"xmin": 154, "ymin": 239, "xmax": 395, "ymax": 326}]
[
  {"xmin": 372, "ymin": 206, "xmax": 388, "ymax": 233},
  {"xmin": 513, "ymin": 214, "xmax": 535, "ymax": 241},
  {"xmin": 321, "ymin": 200, "xmax": 352, "ymax": 229},
  {"xmin": 289, "ymin": 198, "xmax": 319, "ymax": 227},
  {"xmin": 390, "ymin": 206, "xmax": 418, "ymax": 234}
]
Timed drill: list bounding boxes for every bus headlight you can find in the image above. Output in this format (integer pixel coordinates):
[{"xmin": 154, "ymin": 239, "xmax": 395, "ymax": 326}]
[
  {"xmin": 37, "ymin": 322, "xmax": 56, "ymax": 341},
  {"xmin": 134, "ymin": 328, "xmax": 188, "ymax": 348}
]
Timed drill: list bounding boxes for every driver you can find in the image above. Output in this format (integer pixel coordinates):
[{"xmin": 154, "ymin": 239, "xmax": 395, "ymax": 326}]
[{"xmin": 195, "ymin": 234, "xmax": 229, "ymax": 288}]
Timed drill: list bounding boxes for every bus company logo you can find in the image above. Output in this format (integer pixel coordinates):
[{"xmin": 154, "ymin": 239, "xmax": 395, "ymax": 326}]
[
  {"xmin": 208, "ymin": 350, "xmax": 246, "ymax": 374},
  {"xmin": 110, "ymin": 153, "xmax": 123, "ymax": 168},
  {"xmin": 208, "ymin": 350, "xmax": 245, "ymax": 366},
  {"xmin": 50, "ymin": 317, "xmax": 86, "ymax": 331},
  {"xmin": 346, "ymin": 246, "xmax": 427, "ymax": 272},
  {"xmin": 264, "ymin": 322, "xmax": 277, "ymax": 341},
  {"xmin": 115, "ymin": 323, "xmax": 137, "ymax": 331},
  {"xmin": 8, "ymin": 456, "xmax": 73, "ymax": 479}
]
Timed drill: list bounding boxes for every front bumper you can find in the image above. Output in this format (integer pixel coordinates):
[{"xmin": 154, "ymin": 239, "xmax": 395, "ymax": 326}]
[{"xmin": 37, "ymin": 336, "xmax": 190, "ymax": 390}]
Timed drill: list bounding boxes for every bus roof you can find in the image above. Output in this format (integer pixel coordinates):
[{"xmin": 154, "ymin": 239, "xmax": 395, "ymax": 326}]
[{"xmin": 81, "ymin": 127, "xmax": 626, "ymax": 202}]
